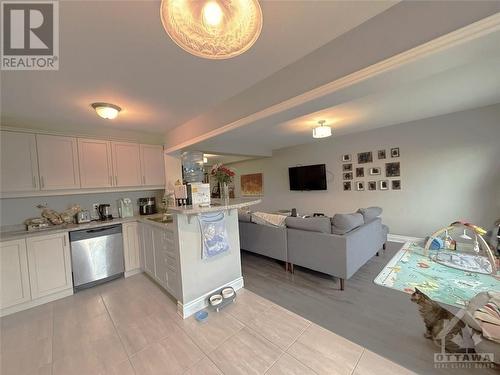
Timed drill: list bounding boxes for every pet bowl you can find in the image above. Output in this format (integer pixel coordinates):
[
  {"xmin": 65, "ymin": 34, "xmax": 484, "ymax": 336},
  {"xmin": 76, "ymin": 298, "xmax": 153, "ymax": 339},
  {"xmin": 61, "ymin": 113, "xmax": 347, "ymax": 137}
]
[
  {"xmin": 222, "ymin": 287, "xmax": 235, "ymax": 299},
  {"xmin": 209, "ymin": 294, "xmax": 223, "ymax": 306},
  {"xmin": 195, "ymin": 310, "xmax": 208, "ymax": 322}
]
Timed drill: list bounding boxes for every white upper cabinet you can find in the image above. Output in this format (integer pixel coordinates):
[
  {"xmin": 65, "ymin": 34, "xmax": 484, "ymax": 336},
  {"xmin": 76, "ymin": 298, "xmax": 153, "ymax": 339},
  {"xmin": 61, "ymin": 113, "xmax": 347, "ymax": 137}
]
[
  {"xmin": 78, "ymin": 138, "xmax": 113, "ymax": 188},
  {"xmin": 36, "ymin": 134, "xmax": 80, "ymax": 190},
  {"xmin": 140, "ymin": 144, "xmax": 165, "ymax": 186},
  {"xmin": 0, "ymin": 131, "xmax": 39, "ymax": 192},
  {"xmin": 111, "ymin": 141, "xmax": 142, "ymax": 187}
]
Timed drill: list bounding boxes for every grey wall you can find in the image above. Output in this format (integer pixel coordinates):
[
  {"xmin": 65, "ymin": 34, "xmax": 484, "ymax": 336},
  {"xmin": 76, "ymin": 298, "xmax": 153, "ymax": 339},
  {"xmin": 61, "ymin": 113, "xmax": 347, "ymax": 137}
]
[
  {"xmin": 229, "ymin": 104, "xmax": 500, "ymax": 238},
  {"xmin": 0, "ymin": 189, "xmax": 164, "ymax": 227}
]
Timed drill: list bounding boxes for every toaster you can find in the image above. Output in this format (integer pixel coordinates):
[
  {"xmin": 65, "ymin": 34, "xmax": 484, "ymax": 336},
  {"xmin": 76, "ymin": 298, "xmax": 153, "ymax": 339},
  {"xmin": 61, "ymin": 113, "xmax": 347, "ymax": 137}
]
[{"xmin": 76, "ymin": 210, "xmax": 92, "ymax": 223}]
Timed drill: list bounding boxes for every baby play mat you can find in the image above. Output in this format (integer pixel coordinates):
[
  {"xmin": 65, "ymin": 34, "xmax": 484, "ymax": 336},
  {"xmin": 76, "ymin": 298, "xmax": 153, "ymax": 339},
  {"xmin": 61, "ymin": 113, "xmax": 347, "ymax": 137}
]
[{"xmin": 374, "ymin": 242, "xmax": 500, "ymax": 308}]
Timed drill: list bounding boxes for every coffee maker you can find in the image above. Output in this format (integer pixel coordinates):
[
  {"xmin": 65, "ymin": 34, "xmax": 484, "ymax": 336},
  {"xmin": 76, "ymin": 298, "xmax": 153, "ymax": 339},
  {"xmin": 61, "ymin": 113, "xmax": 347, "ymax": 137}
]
[
  {"xmin": 98, "ymin": 204, "xmax": 113, "ymax": 221},
  {"xmin": 138, "ymin": 197, "xmax": 156, "ymax": 215}
]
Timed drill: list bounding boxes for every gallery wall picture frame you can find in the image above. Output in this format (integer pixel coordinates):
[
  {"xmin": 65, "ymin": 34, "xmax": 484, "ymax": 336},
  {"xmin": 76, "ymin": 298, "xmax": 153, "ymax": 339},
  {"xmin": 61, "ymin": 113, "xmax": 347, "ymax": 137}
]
[
  {"xmin": 378, "ymin": 150, "xmax": 386, "ymax": 159},
  {"xmin": 356, "ymin": 181, "xmax": 365, "ymax": 191},
  {"xmin": 343, "ymin": 181, "xmax": 351, "ymax": 191},
  {"xmin": 368, "ymin": 181, "xmax": 377, "ymax": 191},
  {"xmin": 240, "ymin": 173, "xmax": 264, "ymax": 196},
  {"xmin": 342, "ymin": 163, "xmax": 352, "ymax": 172},
  {"xmin": 355, "ymin": 167, "xmax": 364, "ymax": 178},
  {"xmin": 343, "ymin": 172, "xmax": 353, "ymax": 180},
  {"xmin": 392, "ymin": 180, "xmax": 402, "ymax": 190},
  {"xmin": 391, "ymin": 147, "xmax": 400, "ymax": 158},
  {"xmin": 342, "ymin": 154, "xmax": 352, "ymax": 162},
  {"xmin": 369, "ymin": 167, "xmax": 381, "ymax": 175},
  {"xmin": 379, "ymin": 180, "xmax": 389, "ymax": 190},
  {"xmin": 357, "ymin": 151, "xmax": 373, "ymax": 164},
  {"xmin": 385, "ymin": 162, "xmax": 400, "ymax": 177}
]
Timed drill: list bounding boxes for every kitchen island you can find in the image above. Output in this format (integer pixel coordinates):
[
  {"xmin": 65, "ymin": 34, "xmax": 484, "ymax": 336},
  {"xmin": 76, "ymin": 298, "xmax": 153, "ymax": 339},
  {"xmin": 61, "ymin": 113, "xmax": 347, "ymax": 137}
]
[{"xmin": 139, "ymin": 198, "xmax": 261, "ymax": 318}]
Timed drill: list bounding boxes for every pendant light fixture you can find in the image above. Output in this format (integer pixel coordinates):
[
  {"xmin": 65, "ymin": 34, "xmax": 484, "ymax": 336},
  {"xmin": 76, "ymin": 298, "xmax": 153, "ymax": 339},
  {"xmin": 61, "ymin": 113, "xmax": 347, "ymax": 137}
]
[
  {"xmin": 160, "ymin": 0, "xmax": 263, "ymax": 59},
  {"xmin": 312, "ymin": 120, "xmax": 332, "ymax": 139}
]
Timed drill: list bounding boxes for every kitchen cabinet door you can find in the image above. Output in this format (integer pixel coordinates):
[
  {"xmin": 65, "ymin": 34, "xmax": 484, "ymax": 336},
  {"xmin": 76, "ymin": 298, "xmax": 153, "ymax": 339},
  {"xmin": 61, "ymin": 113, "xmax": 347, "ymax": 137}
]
[
  {"xmin": 111, "ymin": 142, "xmax": 142, "ymax": 187},
  {"xmin": 0, "ymin": 239, "xmax": 31, "ymax": 309},
  {"xmin": 0, "ymin": 131, "xmax": 40, "ymax": 192},
  {"xmin": 26, "ymin": 233, "xmax": 72, "ymax": 299},
  {"xmin": 152, "ymin": 227, "xmax": 168, "ymax": 287},
  {"xmin": 140, "ymin": 224, "xmax": 155, "ymax": 277},
  {"xmin": 36, "ymin": 135, "xmax": 80, "ymax": 190},
  {"xmin": 123, "ymin": 222, "xmax": 140, "ymax": 272},
  {"xmin": 78, "ymin": 138, "xmax": 113, "ymax": 188},
  {"xmin": 140, "ymin": 144, "xmax": 165, "ymax": 186}
]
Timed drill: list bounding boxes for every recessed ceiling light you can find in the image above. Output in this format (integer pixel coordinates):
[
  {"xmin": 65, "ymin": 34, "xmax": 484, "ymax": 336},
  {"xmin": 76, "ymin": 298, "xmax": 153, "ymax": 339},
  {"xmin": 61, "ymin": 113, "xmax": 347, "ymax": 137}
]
[
  {"xmin": 91, "ymin": 102, "xmax": 121, "ymax": 120},
  {"xmin": 160, "ymin": 0, "xmax": 263, "ymax": 59},
  {"xmin": 312, "ymin": 120, "xmax": 332, "ymax": 139}
]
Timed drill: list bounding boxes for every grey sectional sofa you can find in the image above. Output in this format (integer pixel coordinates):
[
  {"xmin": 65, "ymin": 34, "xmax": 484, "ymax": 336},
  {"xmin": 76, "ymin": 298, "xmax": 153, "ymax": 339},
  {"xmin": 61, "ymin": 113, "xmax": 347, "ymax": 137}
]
[{"xmin": 238, "ymin": 208, "xmax": 388, "ymax": 290}]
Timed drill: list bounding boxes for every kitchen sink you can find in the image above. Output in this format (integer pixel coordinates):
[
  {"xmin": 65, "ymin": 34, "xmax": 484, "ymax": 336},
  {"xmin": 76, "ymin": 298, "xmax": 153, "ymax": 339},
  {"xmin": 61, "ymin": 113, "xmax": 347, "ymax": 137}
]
[{"xmin": 146, "ymin": 216, "xmax": 173, "ymax": 224}]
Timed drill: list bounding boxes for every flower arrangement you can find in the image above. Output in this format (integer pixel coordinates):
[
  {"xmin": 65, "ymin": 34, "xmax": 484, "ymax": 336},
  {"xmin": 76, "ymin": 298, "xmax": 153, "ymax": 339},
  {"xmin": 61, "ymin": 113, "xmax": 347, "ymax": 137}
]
[{"xmin": 210, "ymin": 163, "xmax": 235, "ymax": 184}]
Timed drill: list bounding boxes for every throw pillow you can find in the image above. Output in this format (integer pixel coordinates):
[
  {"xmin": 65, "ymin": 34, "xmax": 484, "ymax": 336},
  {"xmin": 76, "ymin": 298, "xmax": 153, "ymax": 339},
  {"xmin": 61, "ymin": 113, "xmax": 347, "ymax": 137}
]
[
  {"xmin": 285, "ymin": 216, "xmax": 331, "ymax": 234},
  {"xmin": 357, "ymin": 207, "xmax": 383, "ymax": 223},
  {"xmin": 331, "ymin": 213, "xmax": 364, "ymax": 235}
]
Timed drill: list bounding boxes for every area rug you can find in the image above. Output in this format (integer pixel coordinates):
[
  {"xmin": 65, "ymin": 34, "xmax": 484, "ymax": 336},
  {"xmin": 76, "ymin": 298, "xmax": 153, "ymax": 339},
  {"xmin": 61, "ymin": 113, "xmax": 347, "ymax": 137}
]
[{"xmin": 374, "ymin": 242, "xmax": 500, "ymax": 308}]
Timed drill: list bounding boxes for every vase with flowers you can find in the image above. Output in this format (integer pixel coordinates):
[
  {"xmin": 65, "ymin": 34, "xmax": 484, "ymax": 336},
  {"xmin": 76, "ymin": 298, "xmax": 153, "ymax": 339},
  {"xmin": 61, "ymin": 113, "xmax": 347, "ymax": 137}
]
[{"xmin": 210, "ymin": 163, "xmax": 235, "ymax": 202}]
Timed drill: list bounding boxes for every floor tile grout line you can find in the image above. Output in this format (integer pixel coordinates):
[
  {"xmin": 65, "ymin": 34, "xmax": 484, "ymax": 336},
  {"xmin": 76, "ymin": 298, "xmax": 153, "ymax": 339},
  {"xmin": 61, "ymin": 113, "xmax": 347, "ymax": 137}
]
[
  {"xmin": 99, "ymin": 289, "xmax": 137, "ymax": 374},
  {"xmin": 350, "ymin": 348, "xmax": 366, "ymax": 375}
]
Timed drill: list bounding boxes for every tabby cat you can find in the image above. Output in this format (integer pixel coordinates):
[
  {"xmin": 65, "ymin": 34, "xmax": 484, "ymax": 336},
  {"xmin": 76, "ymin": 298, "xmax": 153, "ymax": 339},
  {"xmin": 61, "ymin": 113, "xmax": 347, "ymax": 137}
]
[{"xmin": 411, "ymin": 288, "xmax": 468, "ymax": 353}]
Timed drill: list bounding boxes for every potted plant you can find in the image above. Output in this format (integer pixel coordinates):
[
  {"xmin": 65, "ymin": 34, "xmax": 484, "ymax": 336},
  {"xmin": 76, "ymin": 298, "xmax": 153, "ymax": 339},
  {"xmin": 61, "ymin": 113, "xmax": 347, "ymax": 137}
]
[{"xmin": 210, "ymin": 163, "xmax": 235, "ymax": 201}]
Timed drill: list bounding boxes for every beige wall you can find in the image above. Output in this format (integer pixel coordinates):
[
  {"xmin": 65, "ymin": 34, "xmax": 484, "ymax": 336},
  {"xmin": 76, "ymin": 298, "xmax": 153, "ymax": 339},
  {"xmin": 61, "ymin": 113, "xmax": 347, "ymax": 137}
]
[{"xmin": 229, "ymin": 104, "xmax": 500, "ymax": 238}]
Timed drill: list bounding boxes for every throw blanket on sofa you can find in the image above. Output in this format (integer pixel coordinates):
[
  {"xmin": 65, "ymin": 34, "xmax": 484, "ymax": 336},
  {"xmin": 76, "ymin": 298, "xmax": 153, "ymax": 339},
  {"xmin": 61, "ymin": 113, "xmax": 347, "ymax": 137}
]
[
  {"xmin": 251, "ymin": 212, "xmax": 287, "ymax": 227},
  {"xmin": 198, "ymin": 211, "xmax": 230, "ymax": 259}
]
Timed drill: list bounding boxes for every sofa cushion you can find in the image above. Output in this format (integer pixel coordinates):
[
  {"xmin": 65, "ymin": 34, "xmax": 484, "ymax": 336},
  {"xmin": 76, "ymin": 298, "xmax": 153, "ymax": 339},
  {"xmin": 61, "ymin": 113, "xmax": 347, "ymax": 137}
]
[
  {"xmin": 331, "ymin": 213, "xmax": 364, "ymax": 235},
  {"xmin": 357, "ymin": 207, "xmax": 383, "ymax": 223},
  {"xmin": 285, "ymin": 216, "xmax": 331, "ymax": 234},
  {"xmin": 238, "ymin": 209, "xmax": 252, "ymax": 223}
]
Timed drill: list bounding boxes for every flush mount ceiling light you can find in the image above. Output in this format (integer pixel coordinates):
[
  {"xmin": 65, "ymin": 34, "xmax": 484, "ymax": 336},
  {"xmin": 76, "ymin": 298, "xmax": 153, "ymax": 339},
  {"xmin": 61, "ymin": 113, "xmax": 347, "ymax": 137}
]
[
  {"xmin": 91, "ymin": 102, "xmax": 121, "ymax": 120},
  {"xmin": 160, "ymin": 0, "xmax": 263, "ymax": 59},
  {"xmin": 203, "ymin": 156, "xmax": 208, "ymax": 163},
  {"xmin": 312, "ymin": 120, "xmax": 332, "ymax": 139}
]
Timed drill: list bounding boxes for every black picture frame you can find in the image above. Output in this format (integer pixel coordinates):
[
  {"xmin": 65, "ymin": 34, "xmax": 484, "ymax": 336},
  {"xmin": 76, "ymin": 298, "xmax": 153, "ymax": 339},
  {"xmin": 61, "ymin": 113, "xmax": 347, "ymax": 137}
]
[
  {"xmin": 342, "ymin": 154, "xmax": 351, "ymax": 162},
  {"xmin": 369, "ymin": 167, "xmax": 381, "ymax": 175},
  {"xmin": 343, "ymin": 172, "xmax": 353, "ymax": 180},
  {"xmin": 342, "ymin": 163, "xmax": 352, "ymax": 172},
  {"xmin": 392, "ymin": 180, "xmax": 402, "ymax": 190},
  {"xmin": 357, "ymin": 151, "xmax": 373, "ymax": 164},
  {"xmin": 368, "ymin": 181, "xmax": 377, "ymax": 191},
  {"xmin": 379, "ymin": 180, "xmax": 389, "ymax": 190},
  {"xmin": 356, "ymin": 181, "xmax": 365, "ymax": 191},
  {"xmin": 391, "ymin": 147, "xmax": 400, "ymax": 158},
  {"xmin": 385, "ymin": 162, "xmax": 400, "ymax": 177},
  {"xmin": 355, "ymin": 167, "xmax": 364, "ymax": 178},
  {"xmin": 378, "ymin": 150, "xmax": 386, "ymax": 159},
  {"xmin": 343, "ymin": 181, "xmax": 351, "ymax": 191}
]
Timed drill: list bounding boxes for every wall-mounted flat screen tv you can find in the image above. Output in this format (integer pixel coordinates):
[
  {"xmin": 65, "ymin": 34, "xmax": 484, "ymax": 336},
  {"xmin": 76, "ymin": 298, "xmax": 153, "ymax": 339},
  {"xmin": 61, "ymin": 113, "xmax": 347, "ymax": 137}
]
[{"xmin": 289, "ymin": 164, "xmax": 327, "ymax": 191}]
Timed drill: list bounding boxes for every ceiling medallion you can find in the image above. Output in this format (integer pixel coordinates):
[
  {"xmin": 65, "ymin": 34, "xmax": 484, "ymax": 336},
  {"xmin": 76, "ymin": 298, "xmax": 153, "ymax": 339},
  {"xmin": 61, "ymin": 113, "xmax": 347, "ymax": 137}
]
[{"xmin": 160, "ymin": 0, "xmax": 263, "ymax": 59}]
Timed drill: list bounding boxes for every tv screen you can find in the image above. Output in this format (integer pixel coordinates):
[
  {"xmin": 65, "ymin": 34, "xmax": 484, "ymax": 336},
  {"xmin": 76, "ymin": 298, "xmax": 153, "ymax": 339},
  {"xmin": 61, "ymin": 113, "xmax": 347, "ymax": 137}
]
[{"xmin": 289, "ymin": 164, "xmax": 327, "ymax": 191}]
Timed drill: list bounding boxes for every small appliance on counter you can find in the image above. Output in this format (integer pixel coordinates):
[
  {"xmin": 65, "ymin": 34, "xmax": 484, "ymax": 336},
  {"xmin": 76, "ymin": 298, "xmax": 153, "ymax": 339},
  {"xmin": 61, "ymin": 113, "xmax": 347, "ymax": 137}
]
[
  {"xmin": 98, "ymin": 204, "xmax": 113, "ymax": 221},
  {"xmin": 138, "ymin": 197, "xmax": 156, "ymax": 215},
  {"xmin": 76, "ymin": 210, "xmax": 92, "ymax": 223},
  {"xmin": 118, "ymin": 198, "xmax": 134, "ymax": 218}
]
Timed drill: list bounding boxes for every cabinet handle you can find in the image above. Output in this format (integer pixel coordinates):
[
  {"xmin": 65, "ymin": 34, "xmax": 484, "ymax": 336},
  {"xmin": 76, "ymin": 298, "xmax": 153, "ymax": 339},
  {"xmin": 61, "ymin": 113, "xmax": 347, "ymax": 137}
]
[
  {"xmin": 40, "ymin": 176, "xmax": 45, "ymax": 188},
  {"xmin": 33, "ymin": 176, "xmax": 37, "ymax": 188},
  {"xmin": 115, "ymin": 176, "xmax": 118, "ymax": 186},
  {"xmin": 143, "ymin": 175, "xmax": 146, "ymax": 185},
  {"xmin": 63, "ymin": 235, "xmax": 67, "ymax": 247}
]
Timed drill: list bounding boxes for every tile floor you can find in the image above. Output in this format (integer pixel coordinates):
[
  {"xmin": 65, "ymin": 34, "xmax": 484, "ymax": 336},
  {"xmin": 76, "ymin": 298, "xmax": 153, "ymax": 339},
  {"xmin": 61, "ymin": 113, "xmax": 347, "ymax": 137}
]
[{"xmin": 1, "ymin": 273, "xmax": 415, "ymax": 375}]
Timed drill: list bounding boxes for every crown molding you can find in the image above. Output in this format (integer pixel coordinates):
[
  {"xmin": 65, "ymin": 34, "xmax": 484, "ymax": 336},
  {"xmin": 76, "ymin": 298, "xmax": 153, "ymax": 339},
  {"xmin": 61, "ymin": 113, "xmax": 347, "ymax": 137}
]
[{"xmin": 165, "ymin": 12, "xmax": 500, "ymax": 153}]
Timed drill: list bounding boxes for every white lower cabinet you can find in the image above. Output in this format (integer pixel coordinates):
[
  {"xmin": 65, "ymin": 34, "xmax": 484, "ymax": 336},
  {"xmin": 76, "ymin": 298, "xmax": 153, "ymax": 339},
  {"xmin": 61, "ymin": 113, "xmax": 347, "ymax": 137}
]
[
  {"xmin": 139, "ymin": 222, "xmax": 180, "ymax": 300},
  {"xmin": 123, "ymin": 222, "xmax": 141, "ymax": 272},
  {"xmin": 26, "ymin": 233, "xmax": 73, "ymax": 299},
  {"xmin": 0, "ymin": 239, "xmax": 31, "ymax": 309}
]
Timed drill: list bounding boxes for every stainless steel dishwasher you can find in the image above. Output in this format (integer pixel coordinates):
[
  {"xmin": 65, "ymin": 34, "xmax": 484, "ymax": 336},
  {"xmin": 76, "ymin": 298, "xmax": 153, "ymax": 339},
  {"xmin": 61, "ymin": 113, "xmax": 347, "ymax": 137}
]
[{"xmin": 69, "ymin": 224, "xmax": 124, "ymax": 290}]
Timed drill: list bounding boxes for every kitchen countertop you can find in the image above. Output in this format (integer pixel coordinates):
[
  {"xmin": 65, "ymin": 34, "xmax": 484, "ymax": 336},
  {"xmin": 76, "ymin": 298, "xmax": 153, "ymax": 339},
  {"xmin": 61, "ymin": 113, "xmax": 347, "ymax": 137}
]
[
  {"xmin": 168, "ymin": 198, "xmax": 261, "ymax": 215},
  {"xmin": 0, "ymin": 214, "xmax": 173, "ymax": 241}
]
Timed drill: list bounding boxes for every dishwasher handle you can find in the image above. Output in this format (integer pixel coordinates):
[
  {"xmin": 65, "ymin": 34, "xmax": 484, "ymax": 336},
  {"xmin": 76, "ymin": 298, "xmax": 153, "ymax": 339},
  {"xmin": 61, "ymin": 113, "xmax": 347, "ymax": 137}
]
[{"xmin": 69, "ymin": 224, "xmax": 122, "ymax": 242}]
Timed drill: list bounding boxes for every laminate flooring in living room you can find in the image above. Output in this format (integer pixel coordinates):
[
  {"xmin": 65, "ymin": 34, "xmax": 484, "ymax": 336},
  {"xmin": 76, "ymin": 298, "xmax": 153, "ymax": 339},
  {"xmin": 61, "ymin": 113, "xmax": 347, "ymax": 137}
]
[{"xmin": 241, "ymin": 242, "xmax": 497, "ymax": 375}]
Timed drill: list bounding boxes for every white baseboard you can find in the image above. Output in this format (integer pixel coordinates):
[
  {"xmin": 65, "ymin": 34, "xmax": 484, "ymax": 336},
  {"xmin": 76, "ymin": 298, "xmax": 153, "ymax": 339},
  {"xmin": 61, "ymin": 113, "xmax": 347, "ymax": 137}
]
[
  {"xmin": 388, "ymin": 233, "xmax": 424, "ymax": 243},
  {"xmin": 124, "ymin": 269, "xmax": 143, "ymax": 278},
  {"xmin": 1, "ymin": 288, "xmax": 73, "ymax": 317},
  {"xmin": 177, "ymin": 277, "xmax": 244, "ymax": 319}
]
